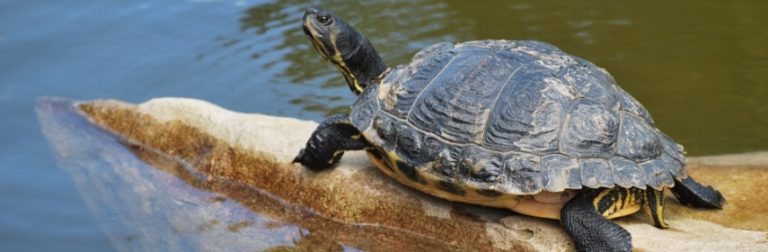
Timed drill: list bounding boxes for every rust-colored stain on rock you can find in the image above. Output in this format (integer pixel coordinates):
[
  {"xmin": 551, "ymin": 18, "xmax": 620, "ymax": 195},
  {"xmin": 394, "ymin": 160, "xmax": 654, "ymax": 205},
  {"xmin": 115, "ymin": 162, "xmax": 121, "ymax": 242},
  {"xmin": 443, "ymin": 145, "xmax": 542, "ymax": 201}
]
[{"xmin": 78, "ymin": 101, "xmax": 535, "ymax": 251}]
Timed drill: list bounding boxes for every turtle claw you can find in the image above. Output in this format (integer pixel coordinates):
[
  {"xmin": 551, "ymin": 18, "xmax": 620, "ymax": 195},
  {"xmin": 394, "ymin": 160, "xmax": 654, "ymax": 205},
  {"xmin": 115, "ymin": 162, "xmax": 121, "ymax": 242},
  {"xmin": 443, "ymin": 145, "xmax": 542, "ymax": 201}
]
[
  {"xmin": 292, "ymin": 149, "xmax": 306, "ymax": 164},
  {"xmin": 294, "ymin": 115, "xmax": 367, "ymax": 171},
  {"xmin": 292, "ymin": 149, "xmax": 316, "ymax": 168},
  {"xmin": 293, "ymin": 147, "xmax": 331, "ymax": 171}
]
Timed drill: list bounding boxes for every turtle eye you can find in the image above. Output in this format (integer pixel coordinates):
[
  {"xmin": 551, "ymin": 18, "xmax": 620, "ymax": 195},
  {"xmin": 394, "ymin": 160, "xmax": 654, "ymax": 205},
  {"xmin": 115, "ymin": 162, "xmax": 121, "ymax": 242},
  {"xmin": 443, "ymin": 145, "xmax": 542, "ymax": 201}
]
[{"xmin": 316, "ymin": 15, "xmax": 332, "ymax": 25}]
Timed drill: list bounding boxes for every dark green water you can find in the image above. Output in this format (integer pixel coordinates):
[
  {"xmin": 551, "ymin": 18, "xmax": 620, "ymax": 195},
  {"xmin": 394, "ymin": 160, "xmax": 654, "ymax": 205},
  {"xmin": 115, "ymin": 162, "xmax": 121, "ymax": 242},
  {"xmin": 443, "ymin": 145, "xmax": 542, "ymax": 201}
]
[{"xmin": 1, "ymin": 0, "xmax": 767, "ymax": 250}]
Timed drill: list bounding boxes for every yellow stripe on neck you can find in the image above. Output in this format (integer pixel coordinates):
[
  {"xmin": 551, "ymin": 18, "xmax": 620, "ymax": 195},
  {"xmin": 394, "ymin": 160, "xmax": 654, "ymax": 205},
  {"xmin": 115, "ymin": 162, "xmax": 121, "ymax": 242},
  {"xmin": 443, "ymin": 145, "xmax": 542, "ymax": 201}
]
[
  {"xmin": 329, "ymin": 30, "xmax": 363, "ymax": 93},
  {"xmin": 304, "ymin": 17, "xmax": 362, "ymax": 93}
]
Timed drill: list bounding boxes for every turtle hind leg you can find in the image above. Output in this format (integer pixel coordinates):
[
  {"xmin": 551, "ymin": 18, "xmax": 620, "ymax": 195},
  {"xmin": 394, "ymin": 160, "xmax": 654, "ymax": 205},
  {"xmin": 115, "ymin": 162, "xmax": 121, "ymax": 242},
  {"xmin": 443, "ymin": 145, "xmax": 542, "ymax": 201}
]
[
  {"xmin": 642, "ymin": 189, "xmax": 670, "ymax": 229},
  {"xmin": 561, "ymin": 189, "xmax": 633, "ymax": 252},
  {"xmin": 293, "ymin": 114, "xmax": 368, "ymax": 171},
  {"xmin": 670, "ymin": 177, "xmax": 725, "ymax": 209}
]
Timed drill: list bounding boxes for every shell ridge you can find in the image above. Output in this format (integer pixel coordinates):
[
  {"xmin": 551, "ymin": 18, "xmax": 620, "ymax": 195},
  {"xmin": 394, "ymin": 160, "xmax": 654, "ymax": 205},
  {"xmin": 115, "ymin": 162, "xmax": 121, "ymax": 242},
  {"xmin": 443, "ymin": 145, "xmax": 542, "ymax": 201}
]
[
  {"xmin": 404, "ymin": 53, "xmax": 460, "ymax": 122},
  {"xmin": 556, "ymin": 98, "xmax": 581, "ymax": 156},
  {"xmin": 479, "ymin": 65, "xmax": 523, "ymax": 145},
  {"xmin": 614, "ymin": 110, "xmax": 626, "ymax": 158}
]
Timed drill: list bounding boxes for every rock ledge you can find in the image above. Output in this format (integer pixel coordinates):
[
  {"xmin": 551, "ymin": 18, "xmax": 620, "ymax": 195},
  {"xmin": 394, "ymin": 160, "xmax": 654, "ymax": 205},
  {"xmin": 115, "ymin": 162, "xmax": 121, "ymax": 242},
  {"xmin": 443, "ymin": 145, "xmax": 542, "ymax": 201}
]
[{"xmin": 62, "ymin": 97, "xmax": 768, "ymax": 251}]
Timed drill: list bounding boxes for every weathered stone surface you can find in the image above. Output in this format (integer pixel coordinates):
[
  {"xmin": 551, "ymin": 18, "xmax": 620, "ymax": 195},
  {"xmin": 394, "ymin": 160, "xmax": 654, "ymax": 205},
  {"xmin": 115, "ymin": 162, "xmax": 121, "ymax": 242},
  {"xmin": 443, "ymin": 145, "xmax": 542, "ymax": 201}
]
[{"xmin": 40, "ymin": 97, "xmax": 768, "ymax": 251}]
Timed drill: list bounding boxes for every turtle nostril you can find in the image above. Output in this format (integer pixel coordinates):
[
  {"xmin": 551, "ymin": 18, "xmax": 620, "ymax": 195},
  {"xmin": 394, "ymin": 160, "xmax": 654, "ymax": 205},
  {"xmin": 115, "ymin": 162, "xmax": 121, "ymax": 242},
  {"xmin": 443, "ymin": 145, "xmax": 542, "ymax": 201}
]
[{"xmin": 304, "ymin": 7, "xmax": 320, "ymax": 15}]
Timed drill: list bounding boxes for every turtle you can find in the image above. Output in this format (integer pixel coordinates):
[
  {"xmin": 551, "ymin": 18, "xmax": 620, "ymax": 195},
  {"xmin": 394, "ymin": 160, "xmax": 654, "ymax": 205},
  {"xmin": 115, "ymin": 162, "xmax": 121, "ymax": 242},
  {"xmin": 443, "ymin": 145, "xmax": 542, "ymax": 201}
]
[{"xmin": 293, "ymin": 6, "xmax": 725, "ymax": 252}]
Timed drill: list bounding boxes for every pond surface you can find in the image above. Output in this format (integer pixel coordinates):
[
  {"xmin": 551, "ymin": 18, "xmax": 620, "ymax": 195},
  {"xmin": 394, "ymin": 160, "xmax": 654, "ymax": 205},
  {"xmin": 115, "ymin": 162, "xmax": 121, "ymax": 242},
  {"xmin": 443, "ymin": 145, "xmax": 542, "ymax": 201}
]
[{"xmin": 1, "ymin": 0, "xmax": 767, "ymax": 250}]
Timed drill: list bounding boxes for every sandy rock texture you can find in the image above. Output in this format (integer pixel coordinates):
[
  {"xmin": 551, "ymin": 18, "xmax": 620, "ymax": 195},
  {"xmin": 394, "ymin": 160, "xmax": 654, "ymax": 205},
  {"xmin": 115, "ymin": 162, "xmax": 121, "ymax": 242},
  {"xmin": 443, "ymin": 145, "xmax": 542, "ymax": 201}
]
[{"xmin": 70, "ymin": 97, "xmax": 768, "ymax": 251}]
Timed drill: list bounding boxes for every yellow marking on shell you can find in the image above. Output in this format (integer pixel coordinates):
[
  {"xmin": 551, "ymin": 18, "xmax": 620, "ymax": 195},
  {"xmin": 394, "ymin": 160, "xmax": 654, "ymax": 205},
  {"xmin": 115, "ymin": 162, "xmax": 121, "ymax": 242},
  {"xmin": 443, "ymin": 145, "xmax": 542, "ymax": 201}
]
[
  {"xmin": 351, "ymin": 134, "xmax": 362, "ymax": 140},
  {"xmin": 510, "ymin": 197, "xmax": 568, "ymax": 219},
  {"xmin": 385, "ymin": 150, "xmax": 400, "ymax": 168},
  {"xmin": 366, "ymin": 151, "xmax": 579, "ymax": 220},
  {"xmin": 368, "ymin": 151, "xmax": 518, "ymax": 208}
]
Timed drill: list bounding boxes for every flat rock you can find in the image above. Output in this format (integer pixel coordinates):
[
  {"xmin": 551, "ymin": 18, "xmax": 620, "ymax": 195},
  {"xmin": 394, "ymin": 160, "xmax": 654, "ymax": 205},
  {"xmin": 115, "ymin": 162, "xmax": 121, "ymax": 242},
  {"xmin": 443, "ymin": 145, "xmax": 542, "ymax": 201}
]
[{"xmin": 40, "ymin": 97, "xmax": 768, "ymax": 251}]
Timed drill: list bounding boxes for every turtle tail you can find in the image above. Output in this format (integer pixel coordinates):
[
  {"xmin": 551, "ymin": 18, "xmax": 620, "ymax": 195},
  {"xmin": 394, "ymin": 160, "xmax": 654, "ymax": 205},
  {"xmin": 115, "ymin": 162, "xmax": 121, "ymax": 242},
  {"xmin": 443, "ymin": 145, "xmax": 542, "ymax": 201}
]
[{"xmin": 670, "ymin": 177, "xmax": 725, "ymax": 209}]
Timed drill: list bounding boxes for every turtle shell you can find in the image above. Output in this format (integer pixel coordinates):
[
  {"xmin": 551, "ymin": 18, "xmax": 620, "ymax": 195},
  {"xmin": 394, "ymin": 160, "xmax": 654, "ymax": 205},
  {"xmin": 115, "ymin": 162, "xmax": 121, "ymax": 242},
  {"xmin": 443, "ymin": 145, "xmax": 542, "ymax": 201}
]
[{"xmin": 349, "ymin": 40, "xmax": 686, "ymax": 196}]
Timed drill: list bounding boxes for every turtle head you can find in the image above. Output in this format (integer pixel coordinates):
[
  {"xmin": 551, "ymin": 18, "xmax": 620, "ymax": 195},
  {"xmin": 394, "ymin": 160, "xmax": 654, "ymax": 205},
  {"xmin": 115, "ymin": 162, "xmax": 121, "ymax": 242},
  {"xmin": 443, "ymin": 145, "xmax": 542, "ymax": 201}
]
[{"xmin": 302, "ymin": 7, "xmax": 387, "ymax": 95}]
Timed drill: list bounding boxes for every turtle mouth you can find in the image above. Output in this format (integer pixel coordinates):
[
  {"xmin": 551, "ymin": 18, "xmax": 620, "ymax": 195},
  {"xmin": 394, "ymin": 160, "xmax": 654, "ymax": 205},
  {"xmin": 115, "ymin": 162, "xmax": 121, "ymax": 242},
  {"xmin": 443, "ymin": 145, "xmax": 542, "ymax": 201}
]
[
  {"xmin": 302, "ymin": 11, "xmax": 333, "ymax": 62},
  {"xmin": 301, "ymin": 23, "xmax": 313, "ymax": 38},
  {"xmin": 301, "ymin": 8, "xmax": 326, "ymax": 39},
  {"xmin": 301, "ymin": 15, "xmax": 324, "ymax": 39}
]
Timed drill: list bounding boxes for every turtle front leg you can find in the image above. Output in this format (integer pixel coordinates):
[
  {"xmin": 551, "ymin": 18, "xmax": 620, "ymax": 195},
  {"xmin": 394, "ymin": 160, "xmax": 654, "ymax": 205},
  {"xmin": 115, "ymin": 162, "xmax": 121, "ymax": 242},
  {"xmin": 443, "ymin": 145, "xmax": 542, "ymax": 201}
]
[
  {"xmin": 561, "ymin": 188, "xmax": 636, "ymax": 252},
  {"xmin": 293, "ymin": 114, "xmax": 368, "ymax": 171}
]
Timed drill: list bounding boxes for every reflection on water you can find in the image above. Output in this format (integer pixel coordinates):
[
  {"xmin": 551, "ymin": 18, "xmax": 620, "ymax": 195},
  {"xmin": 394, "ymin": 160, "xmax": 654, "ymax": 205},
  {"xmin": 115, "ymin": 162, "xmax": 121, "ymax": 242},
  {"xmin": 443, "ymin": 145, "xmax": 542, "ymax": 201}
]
[
  {"xmin": 233, "ymin": 0, "xmax": 467, "ymax": 117},
  {"xmin": 231, "ymin": 0, "xmax": 768, "ymax": 156}
]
